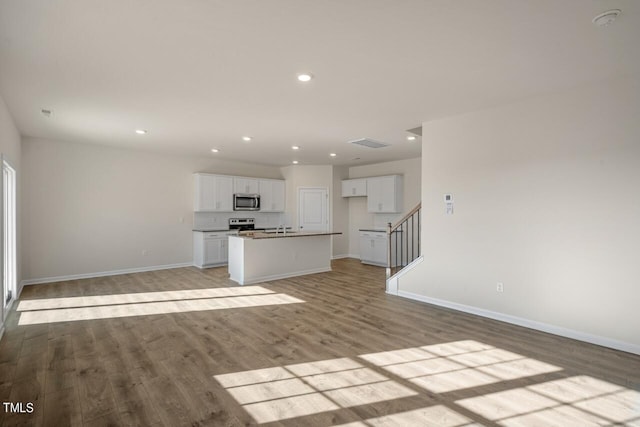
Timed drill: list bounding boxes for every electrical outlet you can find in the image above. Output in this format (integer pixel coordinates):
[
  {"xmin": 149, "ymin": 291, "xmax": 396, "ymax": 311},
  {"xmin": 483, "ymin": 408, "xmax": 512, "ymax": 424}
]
[
  {"xmin": 496, "ymin": 282, "xmax": 504, "ymax": 292},
  {"xmin": 142, "ymin": 249, "xmax": 148, "ymax": 256},
  {"xmin": 179, "ymin": 216, "xmax": 184, "ymax": 223}
]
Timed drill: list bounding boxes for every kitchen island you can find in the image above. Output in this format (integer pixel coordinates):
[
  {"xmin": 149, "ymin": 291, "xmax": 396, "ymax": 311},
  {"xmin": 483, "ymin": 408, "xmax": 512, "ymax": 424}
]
[{"xmin": 228, "ymin": 231, "xmax": 341, "ymax": 285}]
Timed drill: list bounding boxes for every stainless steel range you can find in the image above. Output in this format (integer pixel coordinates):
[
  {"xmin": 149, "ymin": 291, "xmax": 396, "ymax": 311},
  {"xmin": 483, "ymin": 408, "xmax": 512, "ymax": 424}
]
[{"xmin": 229, "ymin": 218, "xmax": 255, "ymax": 231}]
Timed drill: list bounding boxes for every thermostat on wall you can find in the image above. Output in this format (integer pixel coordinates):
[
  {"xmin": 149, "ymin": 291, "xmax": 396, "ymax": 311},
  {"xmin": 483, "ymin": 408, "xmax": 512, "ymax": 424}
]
[{"xmin": 444, "ymin": 193, "xmax": 454, "ymax": 215}]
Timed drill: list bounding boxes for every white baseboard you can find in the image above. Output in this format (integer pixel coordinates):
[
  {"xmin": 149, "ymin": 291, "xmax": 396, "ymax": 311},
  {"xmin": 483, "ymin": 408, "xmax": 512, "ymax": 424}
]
[
  {"xmin": 386, "ymin": 256, "xmax": 424, "ymax": 295},
  {"xmin": 396, "ymin": 290, "xmax": 640, "ymax": 356},
  {"xmin": 331, "ymin": 254, "xmax": 357, "ymax": 260},
  {"xmin": 20, "ymin": 262, "xmax": 193, "ymax": 286},
  {"xmin": 233, "ymin": 267, "xmax": 332, "ymax": 286}
]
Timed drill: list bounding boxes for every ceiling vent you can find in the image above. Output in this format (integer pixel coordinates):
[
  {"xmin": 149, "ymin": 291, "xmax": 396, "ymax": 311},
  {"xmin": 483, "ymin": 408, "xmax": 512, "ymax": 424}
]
[{"xmin": 348, "ymin": 138, "xmax": 389, "ymax": 149}]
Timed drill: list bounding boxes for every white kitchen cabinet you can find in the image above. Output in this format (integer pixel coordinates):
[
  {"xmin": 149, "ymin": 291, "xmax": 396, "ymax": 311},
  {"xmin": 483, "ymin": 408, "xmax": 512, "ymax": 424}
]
[
  {"xmin": 259, "ymin": 179, "xmax": 285, "ymax": 212},
  {"xmin": 194, "ymin": 174, "xmax": 234, "ymax": 212},
  {"xmin": 366, "ymin": 175, "xmax": 403, "ymax": 213},
  {"xmin": 341, "ymin": 178, "xmax": 367, "ymax": 197},
  {"xmin": 234, "ymin": 177, "xmax": 259, "ymax": 194},
  {"xmin": 359, "ymin": 231, "xmax": 388, "ymax": 266},
  {"xmin": 193, "ymin": 231, "xmax": 231, "ymax": 268}
]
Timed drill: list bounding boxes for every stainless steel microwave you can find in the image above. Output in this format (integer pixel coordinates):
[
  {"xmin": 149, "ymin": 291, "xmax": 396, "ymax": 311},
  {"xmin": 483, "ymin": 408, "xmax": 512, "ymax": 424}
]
[{"xmin": 233, "ymin": 194, "xmax": 260, "ymax": 211}]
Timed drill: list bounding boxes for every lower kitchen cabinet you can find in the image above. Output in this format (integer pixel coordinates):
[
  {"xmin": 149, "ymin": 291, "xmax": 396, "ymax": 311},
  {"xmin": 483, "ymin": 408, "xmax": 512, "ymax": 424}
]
[
  {"xmin": 193, "ymin": 231, "xmax": 231, "ymax": 268},
  {"xmin": 359, "ymin": 231, "xmax": 388, "ymax": 266}
]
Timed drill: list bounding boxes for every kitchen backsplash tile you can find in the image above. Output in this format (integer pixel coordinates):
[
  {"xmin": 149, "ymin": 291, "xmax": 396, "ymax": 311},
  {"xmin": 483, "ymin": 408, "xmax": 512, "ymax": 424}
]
[
  {"xmin": 372, "ymin": 213, "xmax": 402, "ymax": 228},
  {"xmin": 193, "ymin": 212, "xmax": 289, "ymax": 230}
]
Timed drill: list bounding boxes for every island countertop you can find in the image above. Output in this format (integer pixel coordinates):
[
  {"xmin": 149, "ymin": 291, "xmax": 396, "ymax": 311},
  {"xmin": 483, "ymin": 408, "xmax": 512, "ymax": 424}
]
[{"xmin": 240, "ymin": 231, "xmax": 342, "ymax": 240}]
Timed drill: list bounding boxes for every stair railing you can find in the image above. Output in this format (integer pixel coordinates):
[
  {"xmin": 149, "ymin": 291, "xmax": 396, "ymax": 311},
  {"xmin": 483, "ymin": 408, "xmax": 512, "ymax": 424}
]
[{"xmin": 386, "ymin": 203, "xmax": 421, "ymax": 279}]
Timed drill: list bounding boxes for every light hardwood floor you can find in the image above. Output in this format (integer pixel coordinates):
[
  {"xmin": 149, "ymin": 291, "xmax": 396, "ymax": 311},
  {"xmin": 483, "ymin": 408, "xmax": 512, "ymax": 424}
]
[{"xmin": 1, "ymin": 258, "xmax": 638, "ymax": 426}]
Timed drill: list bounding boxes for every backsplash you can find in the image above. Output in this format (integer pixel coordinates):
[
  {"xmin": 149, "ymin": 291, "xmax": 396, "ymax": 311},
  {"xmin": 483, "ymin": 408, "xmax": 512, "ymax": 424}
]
[
  {"xmin": 372, "ymin": 213, "xmax": 403, "ymax": 229},
  {"xmin": 193, "ymin": 212, "xmax": 291, "ymax": 230}
]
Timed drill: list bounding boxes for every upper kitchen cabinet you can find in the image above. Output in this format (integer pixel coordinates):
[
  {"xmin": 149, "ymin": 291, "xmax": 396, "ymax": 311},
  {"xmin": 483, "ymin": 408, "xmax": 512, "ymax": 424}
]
[
  {"xmin": 341, "ymin": 178, "xmax": 367, "ymax": 197},
  {"xmin": 367, "ymin": 175, "xmax": 403, "ymax": 213},
  {"xmin": 234, "ymin": 177, "xmax": 259, "ymax": 194},
  {"xmin": 259, "ymin": 179, "xmax": 285, "ymax": 212},
  {"xmin": 194, "ymin": 173, "xmax": 234, "ymax": 212}
]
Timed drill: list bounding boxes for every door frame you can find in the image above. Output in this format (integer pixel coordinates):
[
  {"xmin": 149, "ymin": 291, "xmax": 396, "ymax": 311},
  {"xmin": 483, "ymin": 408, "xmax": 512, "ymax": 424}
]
[{"xmin": 1, "ymin": 154, "xmax": 17, "ymax": 322}]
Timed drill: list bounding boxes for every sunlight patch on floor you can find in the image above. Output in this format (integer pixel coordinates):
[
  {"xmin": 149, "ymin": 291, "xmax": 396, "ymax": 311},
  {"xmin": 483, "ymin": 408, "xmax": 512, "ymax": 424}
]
[
  {"xmin": 18, "ymin": 293, "xmax": 304, "ymax": 325},
  {"xmin": 214, "ymin": 341, "xmax": 638, "ymax": 425},
  {"xmin": 456, "ymin": 375, "xmax": 640, "ymax": 426},
  {"xmin": 214, "ymin": 357, "xmax": 418, "ymax": 424},
  {"xmin": 334, "ymin": 406, "xmax": 482, "ymax": 427},
  {"xmin": 17, "ymin": 286, "xmax": 275, "ymax": 311},
  {"xmin": 360, "ymin": 340, "xmax": 561, "ymax": 394}
]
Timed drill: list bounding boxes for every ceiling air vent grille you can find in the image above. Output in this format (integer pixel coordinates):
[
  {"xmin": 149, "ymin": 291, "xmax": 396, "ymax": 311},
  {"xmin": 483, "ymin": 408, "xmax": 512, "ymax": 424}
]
[{"xmin": 348, "ymin": 138, "xmax": 389, "ymax": 149}]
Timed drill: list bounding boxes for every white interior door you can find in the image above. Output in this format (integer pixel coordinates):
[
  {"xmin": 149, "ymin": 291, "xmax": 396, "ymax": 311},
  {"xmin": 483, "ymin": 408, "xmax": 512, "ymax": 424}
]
[{"xmin": 298, "ymin": 187, "xmax": 328, "ymax": 232}]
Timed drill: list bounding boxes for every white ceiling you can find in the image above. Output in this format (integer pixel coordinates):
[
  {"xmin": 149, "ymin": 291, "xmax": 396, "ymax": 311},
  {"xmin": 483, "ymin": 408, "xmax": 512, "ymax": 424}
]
[{"xmin": 0, "ymin": 0, "xmax": 638, "ymax": 167}]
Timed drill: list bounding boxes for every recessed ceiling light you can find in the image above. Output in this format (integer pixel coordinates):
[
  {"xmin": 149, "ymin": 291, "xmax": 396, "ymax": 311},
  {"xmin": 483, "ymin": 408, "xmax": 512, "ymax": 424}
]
[
  {"xmin": 292, "ymin": 160, "xmax": 299, "ymax": 164},
  {"xmin": 292, "ymin": 145, "xmax": 300, "ymax": 150},
  {"xmin": 593, "ymin": 9, "xmax": 621, "ymax": 26},
  {"xmin": 329, "ymin": 153, "xmax": 337, "ymax": 157},
  {"xmin": 407, "ymin": 135, "xmax": 416, "ymax": 141},
  {"xmin": 135, "ymin": 129, "xmax": 147, "ymax": 135},
  {"xmin": 242, "ymin": 136, "xmax": 252, "ymax": 142},
  {"xmin": 211, "ymin": 148, "xmax": 219, "ymax": 153},
  {"xmin": 297, "ymin": 73, "xmax": 313, "ymax": 82}
]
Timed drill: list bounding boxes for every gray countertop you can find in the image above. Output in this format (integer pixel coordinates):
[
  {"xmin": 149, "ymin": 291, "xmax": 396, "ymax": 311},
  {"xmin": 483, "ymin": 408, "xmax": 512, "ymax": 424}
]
[
  {"xmin": 234, "ymin": 231, "xmax": 342, "ymax": 240},
  {"xmin": 193, "ymin": 227, "xmax": 293, "ymax": 232}
]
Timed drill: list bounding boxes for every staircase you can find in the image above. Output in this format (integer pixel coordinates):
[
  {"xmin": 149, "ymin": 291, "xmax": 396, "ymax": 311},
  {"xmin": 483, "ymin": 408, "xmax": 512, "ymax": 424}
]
[{"xmin": 386, "ymin": 203, "xmax": 421, "ymax": 283}]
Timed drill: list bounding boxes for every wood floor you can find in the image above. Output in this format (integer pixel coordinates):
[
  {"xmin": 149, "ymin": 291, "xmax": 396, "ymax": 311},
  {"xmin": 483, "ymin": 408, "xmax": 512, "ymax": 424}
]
[{"xmin": 1, "ymin": 258, "xmax": 638, "ymax": 426}]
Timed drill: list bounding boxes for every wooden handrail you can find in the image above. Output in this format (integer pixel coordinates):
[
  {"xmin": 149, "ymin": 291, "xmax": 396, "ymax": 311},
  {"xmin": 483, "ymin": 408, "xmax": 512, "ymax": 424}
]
[{"xmin": 388, "ymin": 203, "xmax": 421, "ymax": 233}]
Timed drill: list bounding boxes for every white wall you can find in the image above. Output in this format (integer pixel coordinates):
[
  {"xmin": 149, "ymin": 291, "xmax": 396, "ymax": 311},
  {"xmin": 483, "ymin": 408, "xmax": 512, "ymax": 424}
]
[
  {"xmin": 280, "ymin": 165, "xmax": 333, "ymax": 230},
  {"xmin": 0, "ymin": 93, "xmax": 21, "ymax": 328},
  {"xmin": 332, "ymin": 166, "xmax": 350, "ymax": 257},
  {"xmin": 348, "ymin": 157, "xmax": 421, "ymax": 256},
  {"xmin": 0, "ymin": 96, "xmax": 20, "ymax": 179},
  {"xmin": 280, "ymin": 165, "xmax": 350, "ymax": 257},
  {"xmin": 22, "ymin": 137, "xmax": 281, "ymax": 282},
  {"xmin": 398, "ymin": 75, "xmax": 640, "ymax": 353}
]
